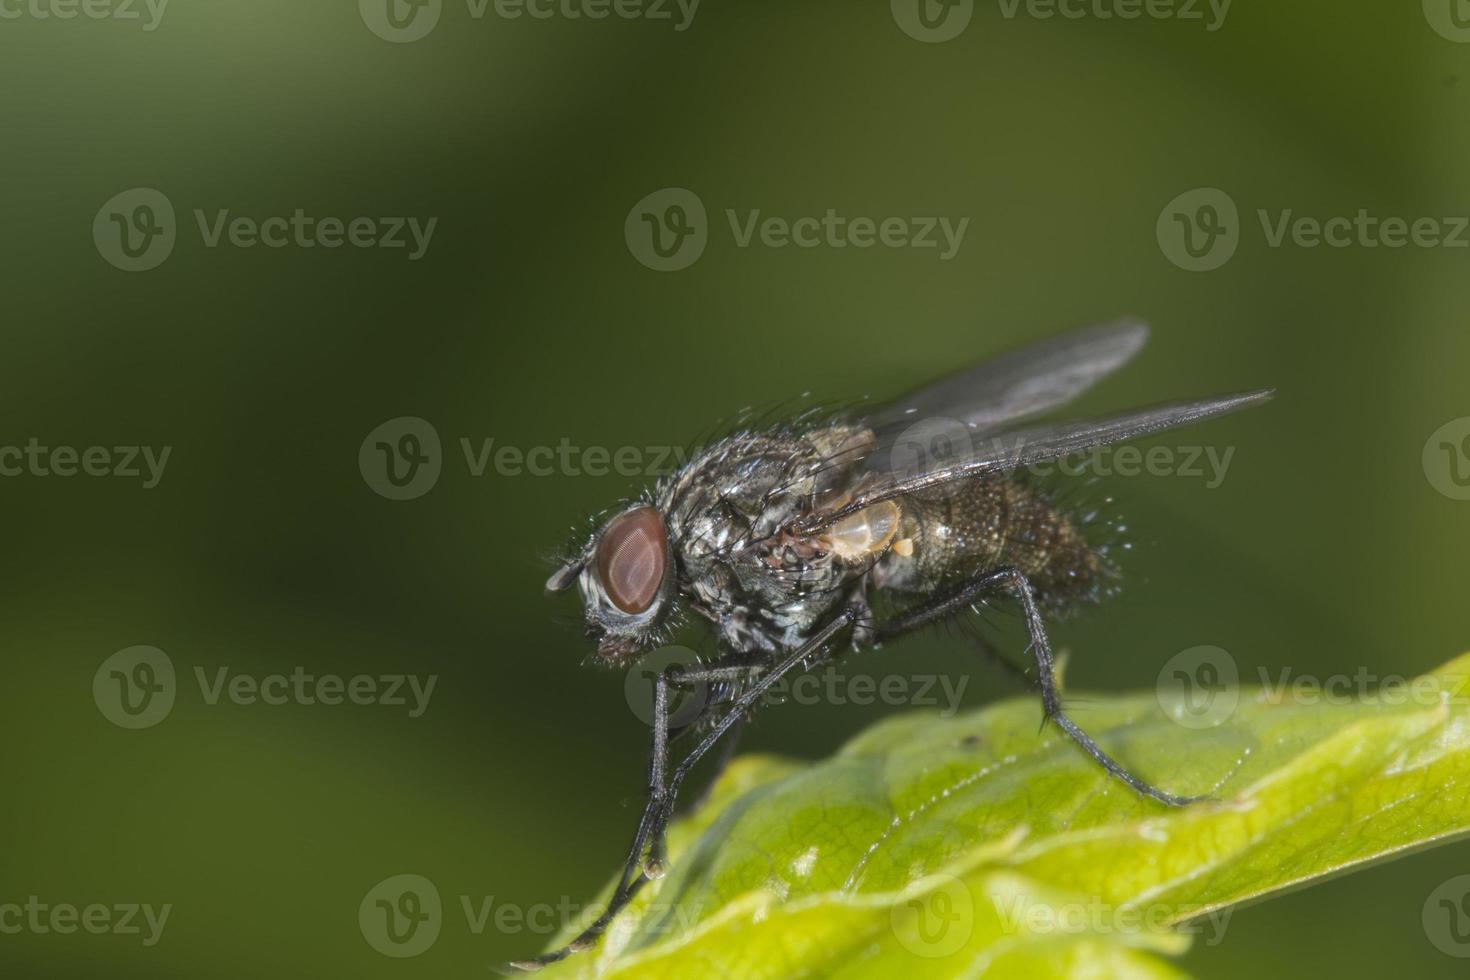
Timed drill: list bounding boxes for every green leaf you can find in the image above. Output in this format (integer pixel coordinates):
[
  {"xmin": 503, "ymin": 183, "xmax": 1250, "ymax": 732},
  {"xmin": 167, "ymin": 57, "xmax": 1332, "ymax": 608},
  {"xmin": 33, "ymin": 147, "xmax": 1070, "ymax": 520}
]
[{"xmin": 531, "ymin": 653, "xmax": 1470, "ymax": 979}]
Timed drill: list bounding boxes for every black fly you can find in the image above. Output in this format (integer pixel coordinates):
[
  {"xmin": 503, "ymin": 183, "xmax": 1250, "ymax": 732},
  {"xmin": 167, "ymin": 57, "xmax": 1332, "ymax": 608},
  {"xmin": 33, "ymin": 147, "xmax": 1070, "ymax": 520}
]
[{"xmin": 514, "ymin": 319, "xmax": 1272, "ymax": 970}]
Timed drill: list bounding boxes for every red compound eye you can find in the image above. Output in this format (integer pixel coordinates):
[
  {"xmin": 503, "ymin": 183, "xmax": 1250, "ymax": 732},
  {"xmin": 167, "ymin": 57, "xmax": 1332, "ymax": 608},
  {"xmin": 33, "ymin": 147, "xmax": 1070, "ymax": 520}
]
[{"xmin": 596, "ymin": 507, "xmax": 667, "ymax": 614}]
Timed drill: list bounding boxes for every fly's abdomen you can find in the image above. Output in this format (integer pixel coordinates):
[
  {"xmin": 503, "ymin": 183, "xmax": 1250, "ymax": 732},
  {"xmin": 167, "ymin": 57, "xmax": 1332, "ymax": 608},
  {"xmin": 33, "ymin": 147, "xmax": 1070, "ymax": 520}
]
[{"xmin": 876, "ymin": 477, "xmax": 1103, "ymax": 605}]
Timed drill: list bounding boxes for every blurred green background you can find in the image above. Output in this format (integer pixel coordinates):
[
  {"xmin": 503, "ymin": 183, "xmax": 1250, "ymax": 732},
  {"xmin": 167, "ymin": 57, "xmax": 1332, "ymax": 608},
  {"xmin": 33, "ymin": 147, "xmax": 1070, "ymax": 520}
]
[{"xmin": 3, "ymin": 0, "xmax": 1470, "ymax": 976}]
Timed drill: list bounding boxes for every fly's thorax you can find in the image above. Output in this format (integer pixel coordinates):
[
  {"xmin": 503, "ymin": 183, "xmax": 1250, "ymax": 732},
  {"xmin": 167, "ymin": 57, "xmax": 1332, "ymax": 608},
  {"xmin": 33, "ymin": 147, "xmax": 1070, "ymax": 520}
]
[
  {"xmin": 662, "ymin": 431, "xmax": 821, "ymax": 564},
  {"xmin": 874, "ymin": 476, "xmax": 1102, "ymax": 603},
  {"xmin": 658, "ymin": 424, "xmax": 876, "ymax": 653}
]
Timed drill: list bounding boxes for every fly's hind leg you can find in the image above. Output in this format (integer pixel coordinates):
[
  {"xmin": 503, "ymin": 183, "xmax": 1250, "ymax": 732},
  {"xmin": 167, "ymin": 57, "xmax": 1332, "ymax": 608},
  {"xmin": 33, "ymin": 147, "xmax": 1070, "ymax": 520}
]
[
  {"xmin": 957, "ymin": 617, "xmax": 1034, "ymax": 689},
  {"xmin": 873, "ymin": 567, "xmax": 1204, "ymax": 808}
]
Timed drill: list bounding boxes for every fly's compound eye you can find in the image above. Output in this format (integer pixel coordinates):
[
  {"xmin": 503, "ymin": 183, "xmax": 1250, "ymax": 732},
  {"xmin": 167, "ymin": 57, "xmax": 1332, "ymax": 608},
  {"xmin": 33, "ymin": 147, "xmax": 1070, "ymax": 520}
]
[{"xmin": 596, "ymin": 506, "xmax": 668, "ymax": 614}]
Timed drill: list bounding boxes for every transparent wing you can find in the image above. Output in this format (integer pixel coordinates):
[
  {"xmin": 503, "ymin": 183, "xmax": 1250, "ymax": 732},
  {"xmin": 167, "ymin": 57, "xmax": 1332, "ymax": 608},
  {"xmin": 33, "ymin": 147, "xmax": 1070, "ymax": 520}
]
[
  {"xmin": 865, "ymin": 318, "xmax": 1151, "ymax": 434},
  {"xmin": 799, "ymin": 389, "xmax": 1274, "ymax": 533}
]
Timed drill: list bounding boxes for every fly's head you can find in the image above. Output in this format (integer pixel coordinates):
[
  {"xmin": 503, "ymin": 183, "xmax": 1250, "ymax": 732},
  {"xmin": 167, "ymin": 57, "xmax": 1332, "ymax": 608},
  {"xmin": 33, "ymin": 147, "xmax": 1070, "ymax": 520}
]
[{"xmin": 546, "ymin": 504, "xmax": 677, "ymax": 665}]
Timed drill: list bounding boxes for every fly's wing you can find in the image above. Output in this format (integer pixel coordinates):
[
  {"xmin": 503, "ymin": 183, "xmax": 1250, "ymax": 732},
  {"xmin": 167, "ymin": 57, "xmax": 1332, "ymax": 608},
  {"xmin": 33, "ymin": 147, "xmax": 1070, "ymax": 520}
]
[
  {"xmin": 799, "ymin": 389, "xmax": 1273, "ymax": 534},
  {"xmin": 865, "ymin": 318, "xmax": 1151, "ymax": 435}
]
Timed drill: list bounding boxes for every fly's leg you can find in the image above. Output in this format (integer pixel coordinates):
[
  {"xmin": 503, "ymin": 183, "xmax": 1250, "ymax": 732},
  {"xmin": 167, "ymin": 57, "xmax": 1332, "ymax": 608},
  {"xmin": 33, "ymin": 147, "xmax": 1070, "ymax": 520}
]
[
  {"xmin": 505, "ymin": 665, "xmax": 680, "ymax": 972},
  {"xmin": 958, "ymin": 620, "xmax": 1034, "ymax": 689},
  {"xmin": 640, "ymin": 667, "xmax": 757, "ymax": 879},
  {"xmin": 646, "ymin": 713, "xmax": 747, "ymax": 877},
  {"xmin": 875, "ymin": 567, "xmax": 1203, "ymax": 808},
  {"xmin": 507, "ymin": 607, "xmax": 859, "ymax": 972},
  {"xmin": 681, "ymin": 716, "xmax": 745, "ymax": 815},
  {"xmin": 509, "ymin": 667, "xmax": 750, "ymax": 971},
  {"xmin": 868, "ymin": 571, "xmax": 1030, "ymax": 687},
  {"xmin": 642, "ymin": 606, "xmax": 859, "ymax": 878}
]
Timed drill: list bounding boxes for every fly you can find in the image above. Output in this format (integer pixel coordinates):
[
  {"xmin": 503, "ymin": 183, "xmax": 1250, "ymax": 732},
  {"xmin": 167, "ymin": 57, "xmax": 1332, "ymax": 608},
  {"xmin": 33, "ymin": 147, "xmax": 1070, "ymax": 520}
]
[{"xmin": 513, "ymin": 318, "xmax": 1273, "ymax": 970}]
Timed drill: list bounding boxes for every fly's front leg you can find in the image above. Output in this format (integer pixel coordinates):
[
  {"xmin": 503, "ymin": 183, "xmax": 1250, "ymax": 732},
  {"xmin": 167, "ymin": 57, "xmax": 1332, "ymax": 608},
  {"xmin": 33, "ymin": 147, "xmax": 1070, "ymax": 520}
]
[
  {"xmin": 505, "ymin": 668, "xmax": 677, "ymax": 972},
  {"xmin": 876, "ymin": 568, "xmax": 1203, "ymax": 808},
  {"xmin": 642, "ymin": 664, "xmax": 759, "ymax": 879},
  {"xmin": 508, "ymin": 608, "xmax": 858, "ymax": 972},
  {"xmin": 644, "ymin": 714, "xmax": 747, "ymax": 880},
  {"xmin": 643, "ymin": 607, "xmax": 860, "ymax": 874}
]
